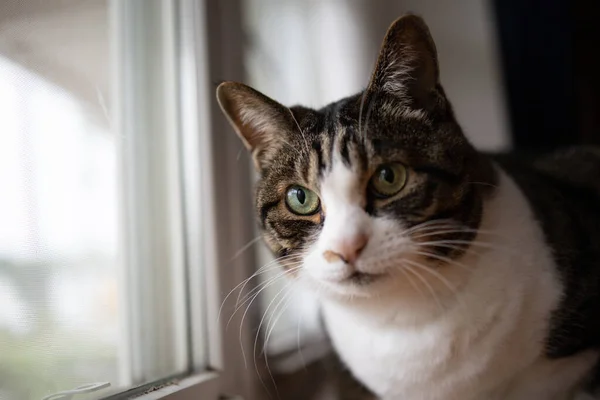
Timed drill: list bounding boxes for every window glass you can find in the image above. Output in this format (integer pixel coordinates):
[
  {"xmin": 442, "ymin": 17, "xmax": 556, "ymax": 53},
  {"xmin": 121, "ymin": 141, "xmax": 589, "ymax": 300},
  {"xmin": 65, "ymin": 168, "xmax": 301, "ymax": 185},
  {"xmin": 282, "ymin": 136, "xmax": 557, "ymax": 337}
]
[
  {"xmin": 0, "ymin": 2, "xmax": 120, "ymax": 398},
  {"xmin": 0, "ymin": 1, "xmax": 193, "ymax": 398}
]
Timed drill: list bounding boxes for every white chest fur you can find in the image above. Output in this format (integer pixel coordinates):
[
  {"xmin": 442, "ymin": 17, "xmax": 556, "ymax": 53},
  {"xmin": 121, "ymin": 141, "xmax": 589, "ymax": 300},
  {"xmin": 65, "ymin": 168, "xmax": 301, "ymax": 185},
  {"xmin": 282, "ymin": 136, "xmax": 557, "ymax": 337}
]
[{"xmin": 322, "ymin": 170, "xmax": 598, "ymax": 400}]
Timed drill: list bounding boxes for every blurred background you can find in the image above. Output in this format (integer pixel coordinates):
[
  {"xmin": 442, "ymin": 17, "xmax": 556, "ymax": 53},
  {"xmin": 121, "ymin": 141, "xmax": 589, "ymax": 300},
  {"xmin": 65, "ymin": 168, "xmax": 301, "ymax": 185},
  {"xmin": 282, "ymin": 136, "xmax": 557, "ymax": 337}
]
[{"xmin": 0, "ymin": 0, "xmax": 598, "ymax": 399}]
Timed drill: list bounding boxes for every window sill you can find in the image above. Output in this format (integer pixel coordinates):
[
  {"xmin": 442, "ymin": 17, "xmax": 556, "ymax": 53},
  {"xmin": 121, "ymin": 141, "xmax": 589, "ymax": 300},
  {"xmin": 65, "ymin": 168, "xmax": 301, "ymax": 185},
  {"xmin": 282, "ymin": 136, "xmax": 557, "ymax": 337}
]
[
  {"xmin": 134, "ymin": 373, "xmax": 220, "ymax": 400},
  {"xmin": 102, "ymin": 372, "xmax": 222, "ymax": 400}
]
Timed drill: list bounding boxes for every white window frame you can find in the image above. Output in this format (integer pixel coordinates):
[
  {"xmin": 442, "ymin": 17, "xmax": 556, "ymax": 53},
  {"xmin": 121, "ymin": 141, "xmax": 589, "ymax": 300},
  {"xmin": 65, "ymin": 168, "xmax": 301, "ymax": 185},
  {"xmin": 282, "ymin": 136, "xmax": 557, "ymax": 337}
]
[{"xmin": 105, "ymin": 0, "xmax": 260, "ymax": 399}]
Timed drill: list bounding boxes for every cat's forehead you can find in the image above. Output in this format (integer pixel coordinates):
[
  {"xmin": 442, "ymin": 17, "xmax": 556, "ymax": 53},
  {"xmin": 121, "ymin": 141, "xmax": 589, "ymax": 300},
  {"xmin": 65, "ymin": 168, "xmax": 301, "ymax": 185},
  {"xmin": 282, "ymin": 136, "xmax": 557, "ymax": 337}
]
[
  {"xmin": 305, "ymin": 94, "xmax": 436, "ymax": 149},
  {"xmin": 259, "ymin": 92, "xmax": 467, "ymax": 197},
  {"xmin": 302, "ymin": 98, "xmax": 446, "ymax": 159}
]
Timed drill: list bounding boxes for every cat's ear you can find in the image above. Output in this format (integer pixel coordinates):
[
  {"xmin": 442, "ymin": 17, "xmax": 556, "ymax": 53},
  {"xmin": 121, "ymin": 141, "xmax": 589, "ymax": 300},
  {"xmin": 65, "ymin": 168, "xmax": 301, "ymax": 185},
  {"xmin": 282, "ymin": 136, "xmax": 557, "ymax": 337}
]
[
  {"xmin": 216, "ymin": 81, "xmax": 296, "ymax": 171},
  {"xmin": 367, "ymin": 14, "xmax": 440, "ymax": 110}
]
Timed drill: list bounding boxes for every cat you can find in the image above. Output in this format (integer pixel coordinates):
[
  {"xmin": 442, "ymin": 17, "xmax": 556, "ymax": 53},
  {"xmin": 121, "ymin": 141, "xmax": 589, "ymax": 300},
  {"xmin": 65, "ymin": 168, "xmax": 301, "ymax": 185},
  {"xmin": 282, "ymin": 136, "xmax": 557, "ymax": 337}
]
[{"xmin": 216, "ymin": 14, "xmax": 600, "ymax": 400}]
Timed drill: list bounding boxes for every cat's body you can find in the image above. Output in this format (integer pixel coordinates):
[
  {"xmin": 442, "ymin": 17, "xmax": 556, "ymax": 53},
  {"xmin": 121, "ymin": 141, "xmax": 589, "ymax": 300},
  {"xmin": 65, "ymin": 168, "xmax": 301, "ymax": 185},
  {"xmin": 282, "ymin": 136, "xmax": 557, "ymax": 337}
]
[{"xmin": 217, "ymin": 14, "xmax": 600, "ymax": 400}]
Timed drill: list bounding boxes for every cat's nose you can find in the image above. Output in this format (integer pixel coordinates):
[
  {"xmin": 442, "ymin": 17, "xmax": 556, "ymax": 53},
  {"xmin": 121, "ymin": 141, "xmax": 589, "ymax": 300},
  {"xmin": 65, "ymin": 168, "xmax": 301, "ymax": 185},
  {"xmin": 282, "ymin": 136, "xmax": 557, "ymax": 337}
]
[{"xmin": 323, "ymin": 234, "xmax": 369, "ymax": 264}]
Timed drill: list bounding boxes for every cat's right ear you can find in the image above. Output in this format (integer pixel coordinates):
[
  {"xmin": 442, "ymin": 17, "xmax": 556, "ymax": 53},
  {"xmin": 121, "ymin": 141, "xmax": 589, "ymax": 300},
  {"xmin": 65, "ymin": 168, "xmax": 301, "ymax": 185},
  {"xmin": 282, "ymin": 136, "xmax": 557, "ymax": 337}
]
[
  {"xmin": 367, "ymin": 14, "xmax": 441, "ymax": 111},
  {"xmin": 216, "ymin": 82, "xmax": 295, "ymax": 171}
]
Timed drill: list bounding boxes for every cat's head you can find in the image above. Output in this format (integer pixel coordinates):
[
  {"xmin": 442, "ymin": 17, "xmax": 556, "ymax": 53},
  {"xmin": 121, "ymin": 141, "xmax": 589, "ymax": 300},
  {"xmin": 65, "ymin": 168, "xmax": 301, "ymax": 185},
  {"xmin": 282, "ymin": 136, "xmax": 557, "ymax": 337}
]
[{"xmin": 217, "ymin": 15, "xmax": 496, "ymax": 303}]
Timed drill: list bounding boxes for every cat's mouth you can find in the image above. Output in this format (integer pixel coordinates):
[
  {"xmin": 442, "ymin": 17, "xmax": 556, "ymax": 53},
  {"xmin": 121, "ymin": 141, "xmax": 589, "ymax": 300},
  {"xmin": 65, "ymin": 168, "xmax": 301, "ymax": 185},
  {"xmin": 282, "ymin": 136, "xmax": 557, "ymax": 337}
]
[
  {"xmin": 313, "ymin": 267, "xmax": 390, "ymax": 297},
  {"xmin": 346, "ymin": 271, "xmax": 384, "ymax": 285}
]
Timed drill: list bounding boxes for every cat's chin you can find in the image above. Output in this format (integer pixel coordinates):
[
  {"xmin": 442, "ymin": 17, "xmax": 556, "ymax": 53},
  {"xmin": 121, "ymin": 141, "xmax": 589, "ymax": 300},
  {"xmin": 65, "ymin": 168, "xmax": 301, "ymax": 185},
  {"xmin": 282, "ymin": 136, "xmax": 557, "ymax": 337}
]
[{"xmin": 309, "ymin": 271, "xmax": 396, "ymax": 300}]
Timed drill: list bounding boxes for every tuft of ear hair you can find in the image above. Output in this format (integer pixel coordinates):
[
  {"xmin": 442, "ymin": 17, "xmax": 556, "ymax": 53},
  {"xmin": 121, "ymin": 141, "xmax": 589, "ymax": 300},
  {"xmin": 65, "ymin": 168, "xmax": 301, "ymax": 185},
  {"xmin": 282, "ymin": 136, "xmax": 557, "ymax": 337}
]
[
  {"xmin": 367, "ymin": 14, "xmax": 441, "ymax": 110},
  {"xmin": 216, "ymin": 81, "xmax": 297, "ymax": 171}
]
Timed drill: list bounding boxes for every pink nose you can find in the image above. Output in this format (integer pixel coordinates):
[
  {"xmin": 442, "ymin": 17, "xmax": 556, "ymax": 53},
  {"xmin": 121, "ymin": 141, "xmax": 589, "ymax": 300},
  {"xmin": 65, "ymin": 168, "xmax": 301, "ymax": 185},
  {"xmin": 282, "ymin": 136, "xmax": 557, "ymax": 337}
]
[{"xmin": 323, "ymin": 234, "xmax": 369, "ymax": 264}]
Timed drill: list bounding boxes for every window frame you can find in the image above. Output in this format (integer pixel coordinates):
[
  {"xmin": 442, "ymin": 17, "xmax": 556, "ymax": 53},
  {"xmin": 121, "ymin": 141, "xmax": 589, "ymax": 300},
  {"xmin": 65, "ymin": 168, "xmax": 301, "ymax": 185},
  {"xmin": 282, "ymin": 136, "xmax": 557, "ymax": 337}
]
[{"xmin": 105, "ymin": 0, "xmax": 260, "ymax": 399}]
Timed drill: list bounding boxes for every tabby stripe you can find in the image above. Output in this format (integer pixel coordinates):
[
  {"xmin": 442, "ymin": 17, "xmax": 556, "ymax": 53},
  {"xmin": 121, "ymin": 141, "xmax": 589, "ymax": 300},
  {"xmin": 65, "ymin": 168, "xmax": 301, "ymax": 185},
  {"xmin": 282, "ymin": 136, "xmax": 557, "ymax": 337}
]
[
  {"xmin": 277, "ymin": 247, "xmax": 289, "ymax": 257},
  {"xmin": 312, "ymin": 141, "xmax": 325, "ymax": 176},
  {"xmin": 273, "ymin": 219, "xmax": 319, "ymax": 242},
  {"xmin": 416, "ymin": 179, "xmax": 439, "ymax": 216},
  {"xmin": 340, "ymin": 132, "xmax": 351, "ymax": 166},
  {"xmin": 301, "ymin": 158, "xmax": 310, "ymax": 183},
  {"xmin": 326, "ymin": 109, "xmax": 339, "ymax": 169},
  {"xmin": 357, "ymin": 139, "xmax": 369, "ymax": 171},
  {"xmin": 383, "ymin": 180, "xmax": 438, "ymax": 219},
  {"xmin": 327, "ymin": 133, "xmax": 336, "ymax": 171},
  {"xmin": 426, "ymin": 187, "xmax": 476, "ymax": 225},
  {"xmin": 260, "ymin": 200, "xmax": 280, "ymax": 228},
  {"xmin": 422, "ymin": 187, "xmax": 479, "ymax": 259},
  {"xmin": 413, "ymin": 165, "xmax": 462, "ymax": 184}
]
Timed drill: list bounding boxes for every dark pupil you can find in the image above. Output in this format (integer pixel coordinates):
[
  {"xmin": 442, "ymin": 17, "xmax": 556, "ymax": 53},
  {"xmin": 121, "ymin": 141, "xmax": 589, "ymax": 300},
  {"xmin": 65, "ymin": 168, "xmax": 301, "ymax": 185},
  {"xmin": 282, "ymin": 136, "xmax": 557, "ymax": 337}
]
[
  {"xmin": 380, "ymin": 167, "xmax": 394, "ymax": 184},
  {"xmin": 296, "ymin": 188, "xmax": 306, "ymax": 204}
]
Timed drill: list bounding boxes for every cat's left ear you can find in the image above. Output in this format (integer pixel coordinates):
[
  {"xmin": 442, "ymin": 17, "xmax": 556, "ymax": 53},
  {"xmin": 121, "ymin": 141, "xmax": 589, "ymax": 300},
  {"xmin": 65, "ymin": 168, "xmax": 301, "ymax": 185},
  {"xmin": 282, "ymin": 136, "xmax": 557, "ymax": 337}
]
[
  {"xmin": 216, "ymin": 81, "xmax": 297, "ymax": 171},
  {"xmin": 367, "ymin": 14, "xmax": 441, "ymax": 110}
]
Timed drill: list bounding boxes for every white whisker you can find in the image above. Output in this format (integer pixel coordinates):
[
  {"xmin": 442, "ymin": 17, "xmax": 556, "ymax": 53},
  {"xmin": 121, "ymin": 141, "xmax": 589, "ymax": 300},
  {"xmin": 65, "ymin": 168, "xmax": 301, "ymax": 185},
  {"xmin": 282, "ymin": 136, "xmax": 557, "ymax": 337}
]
[
  {"xmin": 402, "ymin": 264, "xmax": 444, "ymax": 312},
  {"xmin": 417, "ymin": 239, "xmax": 516, "ymax": 254},
  {"xmin": 232, "ymin": 265, "xmax": 302, "ymax": 330},
  {"xmin": 468, "ymin": 180, "xmax": 498, "ymax": 189},
  {"xmin": 403, "ymin": 258, "xmax": 459, "ymax": 300},
  {"xmin": 410, "ymin": 228, "xmax": 479, "ymax": 240},
  {"xmin": 235, "ymin": 255, "xmax": 304, "ymax": 309},
  {"xmin": 218, "ymin": 264, "xmax": 277, "ymax": 323},
  {"xmin": 288, "ymin": 108, "xmax": 310, "ymax": 155},
  {"xmin": 219, "ymin": 258, "xmax": 295, "ymax": 323},
  {"xmin": 403, "ymin": 219, "xmax": 459, "ymax": 235},
  {"xmin": 411, "ymin": 249, "xmax": 475, "ymax": 273},
  {"xmin": 253, "ymin": 282, "xmax": 292, "ymax": 398},
  {"xmin": 230, "ymin": 236, "xmax": 263, "ymax": 261},
  {"xmin": 410, "ymin": 227, "xmax": 505, "ymax": 241},
  {"xmin": 236, "ymin": 265, "xmax": 303, "ymax": 368},
  {"xmin": 262, "ymin": 287, "xmax": 295, "ymax": 357},
  {"xmin": 398, "ymin": 267, "xmax": 427, "ymax": 300}
]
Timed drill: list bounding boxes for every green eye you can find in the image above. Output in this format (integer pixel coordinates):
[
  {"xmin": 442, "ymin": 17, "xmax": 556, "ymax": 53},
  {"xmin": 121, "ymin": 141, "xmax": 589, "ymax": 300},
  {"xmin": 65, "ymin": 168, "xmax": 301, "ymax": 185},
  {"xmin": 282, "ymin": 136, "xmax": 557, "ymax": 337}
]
[
  {"xmin": 370, "ymin": 163, "xmax": 408, "ymax": 197},
  {"xmin": 285, "ymin": 185, "xmax": 320, "ymax": 215}
]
